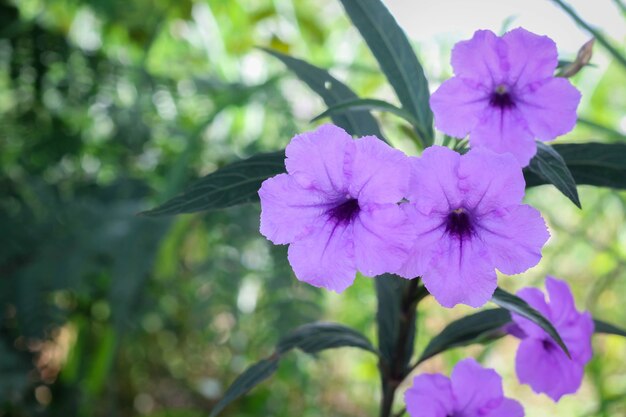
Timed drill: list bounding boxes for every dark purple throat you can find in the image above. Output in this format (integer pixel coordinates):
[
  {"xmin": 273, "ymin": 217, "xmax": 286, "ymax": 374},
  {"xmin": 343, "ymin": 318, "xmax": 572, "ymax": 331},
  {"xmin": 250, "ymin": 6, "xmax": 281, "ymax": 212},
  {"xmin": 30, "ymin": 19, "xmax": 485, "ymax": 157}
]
[
  {"xmin": 542, "ymin": 339, "xmax": 557, "ymax": 353},
  {"xmin": 446, "ymin": 208, "xmax": 473, "ymax": 238},
  {"xmin": 328, "ymin": 198, "xmax": 360, "ymax": 224},
  {"xmin": 489, "ymin": 84, "xmax": 516, "ymax": 109}
]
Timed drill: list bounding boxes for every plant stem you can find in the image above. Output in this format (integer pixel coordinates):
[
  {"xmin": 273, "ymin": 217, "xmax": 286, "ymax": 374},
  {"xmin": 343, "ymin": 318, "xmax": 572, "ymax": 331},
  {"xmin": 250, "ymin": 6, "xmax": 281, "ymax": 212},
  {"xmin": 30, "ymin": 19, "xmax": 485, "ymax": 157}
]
[{"xmin": 379, "ymin": 279, "xmax": 423, "ymax": 417}]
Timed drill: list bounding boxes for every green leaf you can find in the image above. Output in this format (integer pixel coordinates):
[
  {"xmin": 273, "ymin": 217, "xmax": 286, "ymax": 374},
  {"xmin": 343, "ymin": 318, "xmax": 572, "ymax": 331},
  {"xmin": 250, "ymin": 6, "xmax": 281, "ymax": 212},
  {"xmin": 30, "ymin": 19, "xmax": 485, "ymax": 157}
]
[
  {"xmin": 524, "ymin": 143, "xmax": 626, "ymax": 190},
  {"xmin": 492, "ymin": 288, "xmax": 570, "ymax": 357},
  {"xmin": 210, "ymin": 322, "xmax": 376, "ymax": 416},
  {"xmin": 262, "ymin": 48, "xmax": 385, "ymax": 140},
  {"xmin": 594, "ymin": 319, "xmax": 626, "ymax": 337},
  {"xmin": 337, "ymin": 0, "xmax": 433, "ymax": 144},
  {"xmin": 277, "ymin": 322, "xmax": 377, "ymax": 354},
  {"xmin": 527, "ymin": 142, "xmax": 581, "ymax": 208},
  {"xmin": 311, "ymin": 97, "xmax": 419, "ymax": 127},
  {"xmin": 209, "ymin": 358, "xmax": 279, "ymax": 417},
  {"xmin": 417, "ymin": 308, "xmax": 511, "ymax": 365},
  {"xmin": 140, "ymin": 151, "xmax": 285, "ymax": 216}
]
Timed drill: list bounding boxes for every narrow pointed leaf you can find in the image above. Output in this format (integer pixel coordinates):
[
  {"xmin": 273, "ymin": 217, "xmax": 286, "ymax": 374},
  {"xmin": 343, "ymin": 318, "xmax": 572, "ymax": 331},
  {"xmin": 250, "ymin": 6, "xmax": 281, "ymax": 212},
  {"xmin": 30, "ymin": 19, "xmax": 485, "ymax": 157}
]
[
  {"xmin": 262, "ymin": 48, "xmax": 385, "ymax": 140},
  {"xmin": 277, "ymin": 322, "xmax": 377, "ymax": 354},
  {"xmin": 594, "ymin": 319, "xmax": 626, "ymax": 337},
  {"xmin": 492, "ymin": 288, "xmax": 570, "ymax": 357},
  {"xmin": 526, "ymin": 142, "xmax": 580, "ymax": 208},
  {"xmin": 209, "ymin": 358, "xmax": 279, "ymax": 417},
  {"xmin": 524, "ymin": 143, "xmax": 626, "ymax": 190},
  {"xmin": 311, "ymin": 97, "xmax": 420, "ymax": 128},
  {"xmin": 337, "ymin": 0, "xmax": 433, "ymax": 144},
  {"xmin": 417, "ymin": 308, "xmax": 511, "ymax": 365},
  {"xmin": 141, "ymin": 151, "xmax": 285, "ymax": 216},
  {"xmin": 210, "ymin": 322, "xmax": 376, "ymax": 416}
]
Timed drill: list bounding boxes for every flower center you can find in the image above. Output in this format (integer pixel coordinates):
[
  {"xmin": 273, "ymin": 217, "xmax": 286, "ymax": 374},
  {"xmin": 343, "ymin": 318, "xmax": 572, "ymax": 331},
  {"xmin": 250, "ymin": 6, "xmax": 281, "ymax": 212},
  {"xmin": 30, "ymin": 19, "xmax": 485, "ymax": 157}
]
[
  {"xmin": 327, "ymin": 198, "xmax": 360, "ymax": 224},
  {"xmin": 489, "ymin": 84, "xmax": 515, "ymax": 109},
  {"xmin": 446, "ymin": 208, "xmax": 473, "ymax": 238},
  {"xmin": 542, "ymin": 339, "xmax": 557, "ymax": 353}
]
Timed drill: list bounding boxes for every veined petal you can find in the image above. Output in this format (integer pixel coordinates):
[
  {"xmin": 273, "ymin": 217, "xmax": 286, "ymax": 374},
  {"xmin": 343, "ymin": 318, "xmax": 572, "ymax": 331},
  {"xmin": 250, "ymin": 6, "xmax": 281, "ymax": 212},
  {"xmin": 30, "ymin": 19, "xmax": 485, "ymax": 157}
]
[
  {"xmin": 477, "ymin": 205, "xmax": 550, "ymax": 275},
  {"xmin": 470, "ymin": 106, "xmax": 536, "ymax": 166},
  {"xmin": 349, "ymin": 135, "xmax": 410, "ymax": 204},
  {"xmin": 458, "ymin": 148, "xmax": 526, "ymax": 213},
  {"xmin": 259, "ymin": 173, "xmax": 331, "ymax": 244},
  {"xmin": 517, "ymin": 78, "xmax": 581, "ymax": 141},
  {"xmin": 451, "ymin": 359, "xmax": 504, "ymax": 416},
  {"xmin": 430, "ymin": 77, "xmax": 490, "ymax": 138},
  {"xmin": 353, "ymin": 204, "xmax": 412, "ymax": 277},
  {"xmin": 285, "ymin": 124, "xmax": 353, "ymax": 193},
  {"xmin": 451, "ymin": 29, "xmax": 506, "ymax": 84},
  {"xmin": 407, "ymin": 147, "xmax": 462, "ymax": 213},
  {"xmin": 422, "ymin": 235, "xmax": 497, "ymax": 308},
  {"xmin": 503, "ymin": 27, "xmax": 558, "ymax": 87},
  {"xmin": 287, "ymin": 219, "xmax": 355, "ymax": 292},
  {"xmin": 405, "ymin": 373, "xmax": 454, "ymax": 417}
]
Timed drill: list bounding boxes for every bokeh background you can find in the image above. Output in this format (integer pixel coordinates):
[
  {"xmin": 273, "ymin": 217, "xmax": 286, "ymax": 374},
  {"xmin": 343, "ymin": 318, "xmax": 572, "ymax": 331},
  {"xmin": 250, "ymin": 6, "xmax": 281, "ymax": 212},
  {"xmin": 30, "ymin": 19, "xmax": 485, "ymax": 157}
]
[{"xmin": 1, "ymin": 0, "xmax": 625, "ymax": 416}]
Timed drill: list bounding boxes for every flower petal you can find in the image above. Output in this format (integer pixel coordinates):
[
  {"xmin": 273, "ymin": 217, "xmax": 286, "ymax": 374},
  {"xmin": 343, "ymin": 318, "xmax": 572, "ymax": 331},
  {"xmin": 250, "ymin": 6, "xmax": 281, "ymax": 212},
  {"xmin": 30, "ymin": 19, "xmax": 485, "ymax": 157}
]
[
  {"xmin": 407, "ymin": 147, "xmax": 462, "ymax": 214},
  {"xmin": 395, "ymin": 204, "xmax": 446, "ymax": 279},
  {"xmin": 458, "ymin": 148, "xmax": 526, "ymax": 213},
  {"xmin": 487, "ymin": 398, "xmax": 525, "ymax": 417},
  {"xmin": 517, "ymin": 78, "xmax": 581, "ymax": 141},
  {"xmin": 422, "ymin": 234, "xmax": 497, "ymax": 308},
  {"xmin": 353, "ymin": 204, "xmax": 412, "ymax": 277},
  {"xmin": 259, "ymin": 174, "xmax": 332, "ymax": 244},
  {"xmin": 404, "ymin": 373, "xmax": 454, "ymax": 417},
  {"xmin": 285, "ymin": 124, "xmax": 353, "ymax": 193},
  {"xmin": 470, "ymin": 105, "xmax": 537, "ymax": 166},
  {"xmin": 477, "ymin": 205, "xmax": 550, "ymax": 275},
  {"xmin": 287, "ymin": 220, "xmax": 355, "ymax": 292},
  {"xmin": 451, "ymin": 29, "xmax": 505, "ymax": 83},
  {"xmin": 430, "ymin": 77, "xmax": 490, "ymax": 138},
  {"xmin": 515, "ymin": 338, "xmax": 585, "ymax": 401},
  {"xmin": 451, "ymin": 359, "xmax": 504, "ymax": 416},
  {"xmin": 503, "ymin": 27, "xmax": 558, "ymax": 87},
  {"xmin": 349, "ymin": 135, "xmax": 410, "ymax": 204}
]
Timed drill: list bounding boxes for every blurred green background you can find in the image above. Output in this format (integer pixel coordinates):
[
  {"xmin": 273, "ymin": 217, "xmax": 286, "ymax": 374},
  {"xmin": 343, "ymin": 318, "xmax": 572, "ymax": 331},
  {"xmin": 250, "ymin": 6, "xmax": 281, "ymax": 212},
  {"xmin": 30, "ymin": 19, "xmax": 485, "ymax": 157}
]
[{"xmin": 1, "ymin": 0, "xmax": 625, "ymax": 416}]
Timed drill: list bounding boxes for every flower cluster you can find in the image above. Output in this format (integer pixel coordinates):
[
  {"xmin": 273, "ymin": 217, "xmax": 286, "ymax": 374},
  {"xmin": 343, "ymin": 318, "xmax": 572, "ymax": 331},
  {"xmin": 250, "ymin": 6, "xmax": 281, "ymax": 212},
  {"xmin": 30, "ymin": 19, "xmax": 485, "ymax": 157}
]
[{"xmin": 258, "ymin": 26, "xmax": 590, "ymax": 414}]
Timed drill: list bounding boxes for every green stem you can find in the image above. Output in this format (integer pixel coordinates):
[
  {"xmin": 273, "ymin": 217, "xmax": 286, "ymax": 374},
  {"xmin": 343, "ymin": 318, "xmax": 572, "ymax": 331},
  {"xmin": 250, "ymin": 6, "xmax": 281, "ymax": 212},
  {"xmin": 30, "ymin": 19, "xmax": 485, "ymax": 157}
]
[{"xmin": 379, "ymin": 279, "xmax": 423, "ymax": 417}]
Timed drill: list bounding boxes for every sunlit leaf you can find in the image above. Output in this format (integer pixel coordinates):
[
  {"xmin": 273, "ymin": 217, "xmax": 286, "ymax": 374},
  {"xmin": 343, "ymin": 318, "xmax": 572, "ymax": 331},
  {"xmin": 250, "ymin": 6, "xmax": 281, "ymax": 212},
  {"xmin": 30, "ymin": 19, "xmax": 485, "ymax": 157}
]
[
  {"xmin": 417, "ymin": 308, "xmax": 511, "ymax": 365},
  {"xmin": 337, "ymin": 0, "xmax": 433, "ymax": 145},
  {"xmin": 492, "ymin": 288, "xmax": 570, "ymax": 357},
  {"xmin": 526, "ymin": 142, "xmax": 580, "ymax": 208}
]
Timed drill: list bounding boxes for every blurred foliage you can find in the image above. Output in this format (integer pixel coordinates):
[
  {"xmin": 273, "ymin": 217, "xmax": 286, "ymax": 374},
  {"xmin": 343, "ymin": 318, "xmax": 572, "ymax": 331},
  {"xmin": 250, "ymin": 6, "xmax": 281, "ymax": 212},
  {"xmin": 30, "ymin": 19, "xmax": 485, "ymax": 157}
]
[{"xmin": 0, "ymin": 0, "xmax": 624, "ymax": 417}]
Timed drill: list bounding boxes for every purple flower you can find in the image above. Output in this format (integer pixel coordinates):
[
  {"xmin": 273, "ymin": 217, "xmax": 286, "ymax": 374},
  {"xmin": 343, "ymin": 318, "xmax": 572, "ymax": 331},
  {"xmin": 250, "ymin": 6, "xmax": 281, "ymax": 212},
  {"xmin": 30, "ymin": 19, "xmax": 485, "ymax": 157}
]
[
  {"xmin": 396, "ymin": 146, "xmax": 549, "ymax": 307},
  {"xmin": 259, "ymin": 124, "xmax": 412, "ymax": 292},
  {"xmin": 511, "ymin": 277, "xmax": 594, "ymax": 401},
  {"xmin": 430, "ymin": 28, "xmax": 581, "ymax": 166},
  {"xmin": 404, "ymin": 358, "xmax": 524, "ymax": 417}
]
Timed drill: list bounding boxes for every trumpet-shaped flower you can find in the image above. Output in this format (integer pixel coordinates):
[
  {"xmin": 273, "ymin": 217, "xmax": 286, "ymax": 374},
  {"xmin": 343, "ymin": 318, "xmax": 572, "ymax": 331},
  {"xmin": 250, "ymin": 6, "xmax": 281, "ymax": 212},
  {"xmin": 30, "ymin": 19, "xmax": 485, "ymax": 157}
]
[
  {"xmin": 397, "ymin": 146, "xmax": 549, "ymax": 307},
  {"xmin": 511, "ymin": 277, "xmax": 594, "ymax": 401},
  {"xmin": 404, "ymin": 358, "xmax": 524, "ymax": 417},
  {"xmin": 430, "ymin": 28, "xmax": 581, "ymax": 166},
  {"xmin": 259, "ymin": 124, "xmax": 412, "ymax": 292}
]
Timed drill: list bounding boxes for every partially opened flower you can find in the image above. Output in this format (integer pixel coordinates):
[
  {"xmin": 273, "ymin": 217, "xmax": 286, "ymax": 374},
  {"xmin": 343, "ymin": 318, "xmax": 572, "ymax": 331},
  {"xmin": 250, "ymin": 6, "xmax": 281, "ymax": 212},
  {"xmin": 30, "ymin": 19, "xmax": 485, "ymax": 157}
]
[
  {"xmin": 511, "ymin": 277, "xmax": 594, "ymax": 401},
  {"xmin": 430, "ymin": 28, "xmax": 581, "ymax": 166},
  {"xmin": 404, "ymin": 358, "xmax": 524, "ymax": 417},
  {"xmin": 397, "ymin": 146, "xmax": 549, "ymax": 307},
  {"xmin": 259, "ymin": 124, "xmax": 412, "ymax": 292}
]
